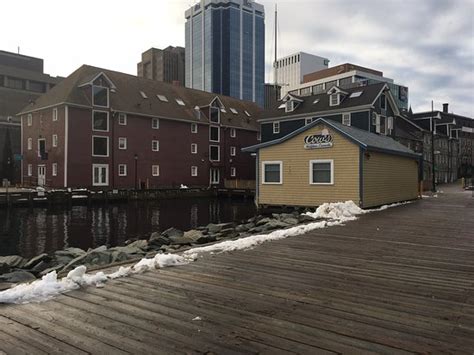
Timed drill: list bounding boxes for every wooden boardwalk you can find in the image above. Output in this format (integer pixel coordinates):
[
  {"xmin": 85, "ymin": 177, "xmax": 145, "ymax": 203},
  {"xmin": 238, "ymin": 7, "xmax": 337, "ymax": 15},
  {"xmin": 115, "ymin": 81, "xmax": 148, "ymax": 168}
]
[{"xmin": 1, "ymin": 184, "xmax": 473, "ymax": 354}]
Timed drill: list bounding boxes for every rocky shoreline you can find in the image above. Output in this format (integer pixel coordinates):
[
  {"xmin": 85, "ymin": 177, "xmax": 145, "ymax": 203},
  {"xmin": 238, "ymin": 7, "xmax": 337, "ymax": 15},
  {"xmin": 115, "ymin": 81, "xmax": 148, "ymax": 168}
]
[{"xmin": 0, "ymin": 212, "xmax": 318, "ymax": 286}]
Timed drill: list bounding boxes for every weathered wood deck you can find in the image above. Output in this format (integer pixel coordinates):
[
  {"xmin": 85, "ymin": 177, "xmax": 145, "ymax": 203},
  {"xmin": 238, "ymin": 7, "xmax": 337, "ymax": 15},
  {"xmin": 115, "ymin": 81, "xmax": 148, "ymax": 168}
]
[{"xmin": 1, "ymin": 184, "xmax": 473, "ymax": 354}]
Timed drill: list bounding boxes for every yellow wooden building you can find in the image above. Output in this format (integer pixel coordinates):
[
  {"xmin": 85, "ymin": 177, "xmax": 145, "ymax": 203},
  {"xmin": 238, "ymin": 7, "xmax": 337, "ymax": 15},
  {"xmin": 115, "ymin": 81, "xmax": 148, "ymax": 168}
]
[{"xmin": 243, "ymin": 118, "xmax": 421, "ymax": 209}]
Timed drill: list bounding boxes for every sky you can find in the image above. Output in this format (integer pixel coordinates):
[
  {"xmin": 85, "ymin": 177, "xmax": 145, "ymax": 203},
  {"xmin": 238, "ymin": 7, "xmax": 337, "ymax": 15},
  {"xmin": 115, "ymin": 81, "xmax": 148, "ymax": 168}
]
[{"xmin": 1, "ymin": 0, "xmax": 473, "ymax": 116}]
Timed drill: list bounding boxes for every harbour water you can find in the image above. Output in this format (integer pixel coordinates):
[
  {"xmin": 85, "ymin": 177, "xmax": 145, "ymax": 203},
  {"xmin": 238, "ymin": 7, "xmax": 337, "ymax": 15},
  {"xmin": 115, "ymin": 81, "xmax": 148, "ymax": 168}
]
[{"xmin": 0, "ymin": 197, "xmax": 256, "ymax": 258}]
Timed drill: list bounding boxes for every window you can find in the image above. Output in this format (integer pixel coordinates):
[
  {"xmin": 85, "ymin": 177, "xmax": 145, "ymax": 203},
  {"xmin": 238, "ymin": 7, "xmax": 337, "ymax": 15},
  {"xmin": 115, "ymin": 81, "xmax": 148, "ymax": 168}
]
[
  {"xmin": 244, "ymin": 110, "xmax": 251, "ymax": 117},
  {"xmin": 152, "ymin": 140, "xmax": 159, "ymax": 151},
  {"xmin": 210, "ymin": 107, "xmax": 220, "ymax": 123},
  {"xmin": 27, "ymin": 114, "xmax": 32, "ymax": 126},
  {"xmin": 27, "ymin": 138, "xmax": 32, "ymax": 150},
  {"xmin": 387, "ymin": 116, "xmax": 394, "ymax": 134},
  {"xmin": 152, "ymin": 118, "xmax": 159, "ymax": 129},
  {"xmin": 210, "ymin": 126, "xmax": 220, "ymax": 142},
  {"xmin": 312, "ymin": 84, "xmax": 324, "ymax": 94},
  {"xmin": 157, "ymin": 94, "xmax": 168, "ymax": 102},
  {"xmin": 140, "ymin": 90, "xmax": 148, "ymax": 99},
  {"xmin": 285, "ymin": 100, "xmax": 295, "ymax": 112},
  {"xmin": 339, "ymin": 77, "xmax": 352, "ymax": 87},
  {"xmin": 330, "ymin": 93, "xmax": 339, "ymax": 106},
  {"xmin": 27, "ymin": 164, "xmax": 32, "ymax": 176},
  {"xmin": 191, "ymin": 123, "xmax": 198, "ymax": 133},
  {"xmin": 262, "ymin": 161, "xmax": 282, "ymax": 184},
  {"xmin": 342, "ymin": 113, "xmax": 351, "ymax": 126},
  {"xmin": 38, "ymin": 139, "xmax": 46, "ymax": 158},
  {"xmin": 52, "ymin": 163, "xmax": 58, "ymax": 176},
  {"xmin": 6, "ymin": 77, "xmax": 25, "ymax": 89},
  {"xmin": 313, "ymin": 98, "xmax": 320, "ymax": 104},
  {"xmin": 305, "ymin": 118, "xmax": 313, "ymax": 125},
  {"xmin": 191, "ymin": 166, "xmax": 198, "ymax": 177},
  {"xmin": 92, "ymin": 164, "xmax": 109, "ymax": 186},
  {"xmin": 349, "ymin": 91, "xmax": 363, "ymax": 98},
  {"xmin": 118, "ymin": 164, "xmax": 127, "ymax": 176},
  {"xmin": 118, "ymin": 113, "xmax": 127, "ymax": 125},
  {"xmin": 300, "ymin": 87, "xmax": 311, "ymax": 96},
  {"xmin": 175, "ymin": 98, "xmax": 185, "ymax": 106},
  {"xmin": 257, "ymin": 131, "xmax": 261, "ymax": 141},
  {"xmin": 93, "ymin": 111, "xmax": 109, "ymax": 131},
  {"xmin": 93, "ymin": 86, "xmax": 109, "ymax": 107},
  {"xmin": 118, "ymin": 137, "xmax": 127, "ymax": 150},
  {"xmin": 191, "ymin": 143, "xmax": 197, "ymax": 154},
  {"xmin": 230, "ymin": 167, "xmax": 236, "ymax": 177},
  {"xmin": 92, "ymin": 136, "xmax": 109, "ymax": 157},
  {"xmin": 325, "ymin": 80, "xmax": 337, "ymax": 89},
  {"xmin": 230, "ymin": 146, "xmax": 236, "ymax": 156},
  {"xmin": 209, "ymin": 145, "xmax": 220, "ymax": 161},
  {"xmin": 52, "ymin": 108, "xmax": 58, "ymax": 121},
  {"xmin": 273, "ymin": 122, "xmax": 280, "ymax": 134},
  {"xmin": 29, "ymin": 81, "xmax": 45, "ymax": 93},
  {"xmin": 310, "ymin": 160, "xmax": 333, "ymax": 185},
  {"xmin": 372, "ymin": 112, "xmax": 377, "ymax": 126},
  {"xmin": 230, "ymin": 128, "xmax": 236, "ymax": 138},
  {"xmin": 230, "ymin": 108, "xmax": 238, "ymax": 114},
  {"xmin": 152, "ymin": 165, "xmax": 160, "ymax": 176},
  {"xmin": 380, "ymin": 93, "xmax": 387, "ymax": 110},
  {"xmin": 52, "ymin": 134, "xmax": 58, "ymax": 147}
]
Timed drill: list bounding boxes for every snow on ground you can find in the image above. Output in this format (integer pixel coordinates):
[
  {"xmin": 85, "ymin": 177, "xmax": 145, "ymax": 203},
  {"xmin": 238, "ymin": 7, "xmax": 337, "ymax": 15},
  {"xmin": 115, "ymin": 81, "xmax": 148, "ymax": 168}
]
[{"xmin": 0, "ymin": 200, "xmax": 411, "ymax": 304}]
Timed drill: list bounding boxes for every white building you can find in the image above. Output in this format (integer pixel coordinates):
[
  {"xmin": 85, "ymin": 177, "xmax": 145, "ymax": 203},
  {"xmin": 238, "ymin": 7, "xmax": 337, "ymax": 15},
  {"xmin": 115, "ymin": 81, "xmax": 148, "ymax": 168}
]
[{"xmin": 275, "ymin": 52, "xmax": 329, "ymax": 97}]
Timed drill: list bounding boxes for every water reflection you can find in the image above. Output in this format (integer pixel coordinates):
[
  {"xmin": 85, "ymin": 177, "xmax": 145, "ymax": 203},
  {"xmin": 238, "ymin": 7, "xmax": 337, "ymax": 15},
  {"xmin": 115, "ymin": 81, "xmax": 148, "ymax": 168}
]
[{"xmin": 0, "ymin": 197, "xmax": 256, "ymax": 258}]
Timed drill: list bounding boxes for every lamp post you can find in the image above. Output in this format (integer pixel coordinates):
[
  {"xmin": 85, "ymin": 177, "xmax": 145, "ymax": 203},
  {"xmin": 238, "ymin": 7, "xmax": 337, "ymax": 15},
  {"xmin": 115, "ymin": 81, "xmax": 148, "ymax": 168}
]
[{"xmin": 134, "ymin": 154, "xmax": 138, "ymax": 190}]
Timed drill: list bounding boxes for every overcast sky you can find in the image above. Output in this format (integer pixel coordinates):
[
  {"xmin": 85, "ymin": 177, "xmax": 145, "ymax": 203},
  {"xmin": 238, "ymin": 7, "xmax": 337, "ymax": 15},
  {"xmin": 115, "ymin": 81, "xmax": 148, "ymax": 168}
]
[{"xmin": 1, "ymin": 0, "xmax": 473, "ymax": 116}]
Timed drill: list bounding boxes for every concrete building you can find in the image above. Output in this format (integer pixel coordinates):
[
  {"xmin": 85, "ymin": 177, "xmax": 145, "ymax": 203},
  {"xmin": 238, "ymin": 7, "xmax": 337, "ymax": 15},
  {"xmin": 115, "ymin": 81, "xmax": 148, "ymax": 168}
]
[
  {"xmin": 185, "ymin": 0, "xmax": 265, "ymax": 107},
  {"xmin": 263, "ymin": 83, "xmax": 280, "ymax": 110},
  {"xmin": 19, "ymin": 65, "xmax": 261, "ymax": 189},
  {"xmin": 0, "ymin": 50, "xmax": 62, "ymax": 184},
  {"xmin": 288, "ymin": 63, "xmax": 409, "ymax": 110},
  {"xmin": 275, "ymin": 52, "xmax": 329, "ymax": 97},
  {"xmin": 137, "ymin": 46, "xmax": 185, "ymax": 86}
]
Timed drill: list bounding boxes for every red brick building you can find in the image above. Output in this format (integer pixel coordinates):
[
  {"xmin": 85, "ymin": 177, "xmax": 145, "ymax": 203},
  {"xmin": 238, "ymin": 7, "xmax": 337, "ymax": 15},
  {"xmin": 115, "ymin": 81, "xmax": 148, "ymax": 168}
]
[{"xmin": 19, "ymin": 65, "xmax": 261, "ymax": 189}]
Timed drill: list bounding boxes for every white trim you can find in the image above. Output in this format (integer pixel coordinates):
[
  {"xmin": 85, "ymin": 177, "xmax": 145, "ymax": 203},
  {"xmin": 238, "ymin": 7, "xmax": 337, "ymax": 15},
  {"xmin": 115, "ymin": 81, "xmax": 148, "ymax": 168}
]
[
  {"xmin": 191, "ymin": 122, "xmax": 198, "ymax": 133},
  {"xmin": 27, "ymin": 137, "xmax": 32, "ymax": 150},
  {"xmin": 258, "ymin": 107, "xmax": 372, "ymax": 123},
  {"xmin": 191, "ymin": 166, "xmax": 198, "ymax": 177},
  {"xmin": 230, "ymin": 167, "xmax": 236, "ymax": 177},
  {"xmin": 273, "ymin": 121, "xmax": 280, "ymax": 134},
  {"xmin": 342, "ymin": 113, "xmax": 351, "ymax": 126},
  {"xmin": 152, "ymin": 118, "xmax": 160, "ymax": 129},
  {"xmin": 27, "ymin": 164, "xmax": 32, "ymax": 177},
  {"xmin": 92, "ymin": 164, "xmax": 109, "ymax": 186},
  {"xmin": 92, "ymin": 135, "xmax": 109, "ymax": 157},
  {"xmin": 262, "ymin": 161, "xmax": 283, "ymax": 185},
  {"xmin": 230, "ymin": 128, "xmax": 236, "ymax": 138},
  {"xmin": 230, "ymin": 146, "xmax": 236, "ymax": 156},
  {"xmin": 309, "ymin": 159, "xmax": 334, "ymax": 185},
  {"xmin": 52, "ymin": 108, "xmax": 58, "ymax": 121},
  {"xmin": 209, "ymin": 145, "xmax": 220, "ymax": 162},
  {"xmin": 118, "ymin": 137, "xmax": 127, "ymax": 150},
  {"xmin": 92, "ymin": 110, "xmax": 109, "ymax": 132},
  {"xmin": 27, "ymin": 114, "xmax": 32, "ymax": 126},
  {"xmin": 92, "ymin": 85, "xmax": 110, "ymax": 108},
  {"xmin": 152, "ymin": 140, "xmax": 160, "ymax": 152},
  {"xmin": 52, "ymin": 163, "xmax": 58, "ymax": 176},
  {"xmin": 191, "ymin": 143, "xmax": 197, "ymax": 154},
  {"xmin": 64, "ymin": 105, "xmax": 68, "ymax": 187},
  {"xmin": 152, "ymin": 164, "xmax": 160, "ymax": 176},
  {"xmin": 209, "ymin": 125, "xmax": 220, "ymax": 142},
  {"xmin": 52, "ymin": 134, "xmax": 58, "ymax": 147},
  {"xmin": 118, "ymin": 113, "xmax": 127, "ymax": 125},
  {"xmin": 118, "ymin": 164, "xmax": 127, "ymax": 176},
  {"xmin": 78, "ymin": 72, "xmax": 117, "ymax": 90}
]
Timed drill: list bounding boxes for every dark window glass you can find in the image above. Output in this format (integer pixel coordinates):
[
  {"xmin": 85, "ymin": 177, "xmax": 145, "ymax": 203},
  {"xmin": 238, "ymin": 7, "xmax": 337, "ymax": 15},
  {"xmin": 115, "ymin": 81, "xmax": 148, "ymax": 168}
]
[
  {"xmin": 6, "ymin": 77, "xmax": 25, "ymax": 90},
  {"xmin": 210, "ymin": 126, "xmax": 219, "ymax": 141},
  {"xmin": 93, "ymin": 137, "xmax": 108, "ymax": 156},
  {"xmin": 29, "ymin": 81, "xmax": 45, "ymax": 93},
  {"xmin": 380, "ymin": 93, "xmax": 386, "ymax": 109},
  {"xmin": 93, "ymin": 111, "xmax": 108, "ymax": 131},
  {"xmin": 93, "ymin": 86, "xmax": 108, "ymax": 107},
  {"xmin": 210, "ymin": 107, "xmax": 220, "ymax": 123},
  {"xmin": 312, "ymin": 162, "xmax": 331, "ymax": 183},
  {"xmin": 264, "ymin": 164, "xmax": 281, "ymax": 183},
  {"xmin": 325, "ymin": 80, "xmax": 337, "ymax": 89},
  {"xmin": 339, "ymin": 77, "xmax": 352, "ymax": 87},
  {"xmin": 210, "ymin": 145, "xmax": 219, "ymax": 161},
  {"xmin": 312, "ymin": 84, "xmax": 324, "ymax": 94}
]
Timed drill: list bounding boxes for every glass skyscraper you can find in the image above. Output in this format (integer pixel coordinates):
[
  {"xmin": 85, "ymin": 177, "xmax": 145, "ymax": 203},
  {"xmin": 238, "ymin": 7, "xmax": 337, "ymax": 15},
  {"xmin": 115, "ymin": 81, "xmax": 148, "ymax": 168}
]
[{"xmin": 185, "ymin": 0, "xmax": 265, "ymax": 107}]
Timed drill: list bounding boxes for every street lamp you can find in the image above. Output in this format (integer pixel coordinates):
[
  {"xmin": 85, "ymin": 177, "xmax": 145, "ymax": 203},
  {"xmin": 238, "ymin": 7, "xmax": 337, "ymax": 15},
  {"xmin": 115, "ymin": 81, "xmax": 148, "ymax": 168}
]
[{"xmin": 134, "ymin": 154, "xmax": 138, "ymax": 190}]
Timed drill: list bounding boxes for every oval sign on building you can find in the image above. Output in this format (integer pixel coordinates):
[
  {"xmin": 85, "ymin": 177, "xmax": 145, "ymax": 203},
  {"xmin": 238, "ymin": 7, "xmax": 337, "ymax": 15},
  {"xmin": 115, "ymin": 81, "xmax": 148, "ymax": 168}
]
[{"xmin": 304, "ymin": 129, "xmax": 333, "ymax": 149}]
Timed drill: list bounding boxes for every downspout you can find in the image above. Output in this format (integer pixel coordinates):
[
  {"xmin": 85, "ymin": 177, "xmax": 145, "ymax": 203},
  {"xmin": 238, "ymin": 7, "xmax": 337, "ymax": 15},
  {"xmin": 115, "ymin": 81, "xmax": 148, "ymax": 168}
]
[
  {"xmin": 255, "ymin": 151, "xmax": 259, "ymax": 208},
  {"xmin": 359, "ymin": 147, "xmax": 364, "ymax": 208}
]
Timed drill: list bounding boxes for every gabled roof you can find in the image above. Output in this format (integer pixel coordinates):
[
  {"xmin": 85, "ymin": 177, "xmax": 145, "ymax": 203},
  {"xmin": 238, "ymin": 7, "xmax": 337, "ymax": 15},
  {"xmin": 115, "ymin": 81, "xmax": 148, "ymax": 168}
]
[
  {"xmin": 259, "ymin": 82, "xmax": 388, "ymax": 121},
  {"xmin": 243, "ymin": 118, "xmax": 420, "ymax": 159},
  {"xmin": 18, "ymin": 65, "xmax": 262, "ymax": 131}
]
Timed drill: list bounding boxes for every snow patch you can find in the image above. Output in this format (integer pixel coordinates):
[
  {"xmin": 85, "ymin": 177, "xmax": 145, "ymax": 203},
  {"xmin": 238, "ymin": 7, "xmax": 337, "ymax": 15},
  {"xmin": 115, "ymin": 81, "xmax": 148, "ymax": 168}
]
[{"xmin": 180, "ymin": 184, "xmax": 189, "ymax": 189}]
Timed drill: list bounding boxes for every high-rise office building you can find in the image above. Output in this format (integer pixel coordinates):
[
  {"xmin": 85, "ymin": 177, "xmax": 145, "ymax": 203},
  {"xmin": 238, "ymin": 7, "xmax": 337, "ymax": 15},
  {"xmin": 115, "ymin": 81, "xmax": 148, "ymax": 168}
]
[
  {"xmin": 137, "ymin": 46, "xmax": 185, "ymax": 86},
  {"xmin": 185, "ymin": 0, "xmax": 265, "ymax": 107}
]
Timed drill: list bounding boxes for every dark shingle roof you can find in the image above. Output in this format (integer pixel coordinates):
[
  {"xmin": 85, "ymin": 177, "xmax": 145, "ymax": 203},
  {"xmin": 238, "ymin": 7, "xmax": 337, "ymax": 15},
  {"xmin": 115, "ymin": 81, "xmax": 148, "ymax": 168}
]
[
  {"xmin": 243, "ymin": 118, "xmax": 420, "ymax": 159},
  {"xmin": 19, "ymin": 65, "xmax": 262, "ymax": 131},
  {"xmin": 260, "ymin": 82, "xmax": 387, "ymax": 121}
]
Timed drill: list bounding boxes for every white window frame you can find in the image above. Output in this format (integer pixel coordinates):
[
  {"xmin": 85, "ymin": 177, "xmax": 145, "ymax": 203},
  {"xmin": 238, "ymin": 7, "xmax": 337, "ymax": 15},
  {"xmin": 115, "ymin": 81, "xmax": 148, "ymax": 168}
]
[
  {"xmin": 152, "ymin": 140, "xmax": 160, "ymax": 152},
  {"xmin": 92, "ymin": 163, "xmax": 109, "ymax": 186},
  {"xmin": 209, "ymin": 125, "xmax": 220, "ymax": 142},
  {"xmin": 92, "ymin": 85, "xmax": 109, "ymax": 108},
  {"xmin": 152, "ymin": 165, "xmax": 160, "ymax": 176},
  {"xmin": 152, "ymin": 118, "xmax": 160, "ymax": 129},
  {"xmin": 309, "ymin": 159, "xmax": 334, "ymax": 185},
  {"xmin": 27, "ymin": 137, "xmax": 32, "ymax": 150},
  {"xmin": 342, "ymin": 113, "xmax": 351, "ymax": 126},
  {"xmin": 52, "ymin": 134, "xmax": 58, "ymax": 147},
  {"xmin": 52, "ymin": 163, "xmax": 58, "ymax": 176},
  {"xmin": 118, "ymin": 113, "xmax": 127, "ymax": 125},
  {"xmin": 118, "ymin": 164, "xmax": 127, "ymax": 176},
  {"xmin": 191, "ymin": 123, "xmax": 198, "ymax": 133},
  {"xmin": 52, "ymin": 108, "xmax": 58, "ymax": 121},
  {"xmin": 92, "ymin": 135, "xmax": 109, "ymax": 157},
  {"xmin": 92, "ymin": 110, "xmax": 109, "ymax": 132},
  {"xmin": 209, "ymin": 145, "xmax": 220, "ymax": 162},
  {"xmin": 329, "ymin": 93, "xmax": 339, "ymax": 106},
  {"xmin": 262, "ymin": 161, "xmax": 283, "ymax": 185},
  {"xmin": 230, "ymin": 128, "xmax": 236, "ymax": 138},
  {"xmin": 27, "ymin": 164, "xmax": 32, "ymax": 176},
  {"xmin": 230, "ymin": 167, "xmax": 236, "ymax": 177},
  {"xmin": 191, "ymin": 143, "xmax": 197, "ymax": 154},
  {"xmin": 118, "ymin": 137, "xmax": 127, "ymax": 150},
  {"xmin": 191, "ymin": 166, "xmax": 198, "ymax": 177},
  {"xmin": 230, "ymin": 146, "xmax": 236, "ymax": 156},
  {"xmin": 273, "ymin": 121, "xmax": 280, "ymax": 134},
  {"xmin": 305, "ymin": 118, "xmax": 312, "ymax": 125},
  {"xmin": 37, "ymin": 138, "xmax": 46, "ymax": 158},
  {"xmin": 27, "ymin": 114, "xmax": 32, "ymax": 126}
]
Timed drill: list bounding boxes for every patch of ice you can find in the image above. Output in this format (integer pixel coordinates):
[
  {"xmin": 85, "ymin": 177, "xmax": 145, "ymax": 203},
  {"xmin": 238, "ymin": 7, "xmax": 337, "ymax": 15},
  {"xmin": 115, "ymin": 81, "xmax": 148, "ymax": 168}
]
[
  {"xmin": 305, "ymin": 201, "xmax": 366, "ymax": 222},
  {"xmin": 180, "ymin": 184, "xmax": 189, "ymax": 189}
]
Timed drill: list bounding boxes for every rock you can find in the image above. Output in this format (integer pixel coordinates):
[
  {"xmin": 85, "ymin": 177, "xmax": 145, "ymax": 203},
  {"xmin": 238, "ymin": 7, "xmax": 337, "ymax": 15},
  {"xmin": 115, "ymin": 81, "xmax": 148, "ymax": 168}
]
[
  {"xmin": 0, "ymin": 263, "xmax": 10, "ymax": 275},
  {"xmin": 40, "ymin": 264, "xmax": 65, "ymax": 276},
  {"xmin": 23, "ymin": 253, "xmax": 51, "ymax": 269},
  {"xmin": 256, "ymin": 217, "xmax": 272, "ymax": 226},
  {"xmin": 195, "ymin": 234, "xmax": 217, "ymax": 245},
  {"xmin": 55, "ymin": 248, "xmax": 86, "ymax": 258},
  {"xmin": 298, "ymin": 214, "xmax": 316, "ymax": 223},
  {"xmin": 261, "ymin": 219, "xmax": 289, "ymax": 231},
  {"xmin": 235, "ymin": 223, "xmax": 254, "ymax": 232},
  {"xmin": 126, "ymin": 240, "xmax": 148, "ymax": 251},
  {"xmin": 207, "ymin": 223, "xmax": 234, "ymax": 234},
  {"xmin": 248, "ymin": 225, "xmax": 266, "ymax": 233},
  {"xmin": 161, "ymin": 227, "xmax": 184, "ymax": 239},
  {"xmin": 281, "ymin": 217, "xmax": 299, "ymax": 225},
  {"xmin": 109, "ymin": 245, "xmax": 146, "ymax": 256},
  {"xmin": 0, "ymin": 255, "xmax": 27, "ymax": 269},
  {"xmin": 62, "ymin": 248, "xmax": 112, "ymax": 272},
  {"xmin": 110, "ymin": 251, "xmax": 129, "ymax": 263},
  {"xmin": 149, "ymin": 232, "xmax": 170, "ymax": 247},
  {"xmin": 30, "ymin": 260, "xmax": 55, "ymax": 274},
  {"xmin": 169, "ymin": 229, "xmax": 203, "ymax": 245},
  {"xmin": 0, "ymin": 270, "xmax": 36, "ymax": 283}
]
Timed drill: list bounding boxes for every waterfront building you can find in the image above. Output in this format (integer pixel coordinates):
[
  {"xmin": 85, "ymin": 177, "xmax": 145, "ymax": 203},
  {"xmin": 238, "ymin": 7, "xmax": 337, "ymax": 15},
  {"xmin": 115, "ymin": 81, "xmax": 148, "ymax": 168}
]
[
  {"xmin": 0, "ymin": 50, "xmax": 62, "ymax": 184},
  {"xmin": 243, "ymin": 118, "xmax": 420, "ymax": 208},
  {"xmin": 287, "ymin": 63, "xmax": 409, "ymax": 110},
  {"xmin": 19, "ymin": 65, "xmax": 261, "ymax": 189},
  {"xmin": 275, "ymin": 52, "xmax": 329, "ymax": 98},
  {"xmin": 184, "ymin": 0, "xmax": 265, "ymax": 107},
  {"xmin": 137, "ymin": 46, "xmax": 185, "ymax": 86}
]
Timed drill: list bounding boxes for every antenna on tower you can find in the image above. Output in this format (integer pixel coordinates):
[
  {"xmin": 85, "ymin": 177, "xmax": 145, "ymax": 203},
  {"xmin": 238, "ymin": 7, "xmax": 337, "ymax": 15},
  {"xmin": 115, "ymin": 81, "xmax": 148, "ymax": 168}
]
[{"xmin": 273, "ymin": 4, "xmax": 278, "ymax": 86}]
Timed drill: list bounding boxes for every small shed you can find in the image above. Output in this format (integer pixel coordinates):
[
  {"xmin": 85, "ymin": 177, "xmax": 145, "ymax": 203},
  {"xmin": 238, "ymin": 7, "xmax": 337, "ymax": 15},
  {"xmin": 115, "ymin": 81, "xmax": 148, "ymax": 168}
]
[{"xmin": 243, "ymin": 118, "xmax": 421, "ymax": 209}]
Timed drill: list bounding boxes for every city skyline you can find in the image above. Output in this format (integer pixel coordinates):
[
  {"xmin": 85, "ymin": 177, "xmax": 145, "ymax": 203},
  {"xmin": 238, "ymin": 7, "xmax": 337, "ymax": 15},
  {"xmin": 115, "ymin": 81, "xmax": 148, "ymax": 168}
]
[{"xmin": 1, "ymin": 0, "xmax": 472, "ymax": 116}]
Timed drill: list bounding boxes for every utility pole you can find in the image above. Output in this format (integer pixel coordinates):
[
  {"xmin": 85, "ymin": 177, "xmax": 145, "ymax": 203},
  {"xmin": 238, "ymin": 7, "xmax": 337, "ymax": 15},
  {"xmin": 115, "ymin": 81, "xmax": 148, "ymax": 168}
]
[
  {"xmin": 273, "ymin": 4, "xmax": 279, "ymax": 101},
  {"xmin": 431, "ymin": 100, "xmax": 436, "ymax": 192}
]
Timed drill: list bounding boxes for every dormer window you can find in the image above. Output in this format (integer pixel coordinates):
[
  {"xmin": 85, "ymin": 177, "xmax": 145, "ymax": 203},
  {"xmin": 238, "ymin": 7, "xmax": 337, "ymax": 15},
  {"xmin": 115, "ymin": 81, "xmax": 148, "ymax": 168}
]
[
  {"xmin": 330, "ymin": 93, "xmax": 339, "ymax": 106},
  {"xmin": 210, "ymin": 106, "xmax": 220, "ymax": 123},
  {"xmin": 285, "ymin": 100, "xmax": 295, "ymax": 112},
  {"xmin": 92, "ymin": 86, "xmax": 109, "ymax": 107}
]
